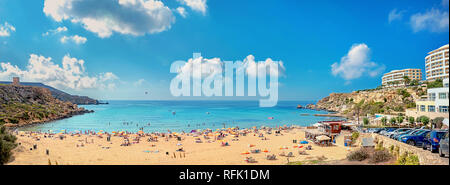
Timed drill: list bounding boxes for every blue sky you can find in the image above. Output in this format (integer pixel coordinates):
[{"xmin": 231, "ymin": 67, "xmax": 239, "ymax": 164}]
[{"xmin": 0, "ymin": 0, "xmax": 449, "ymax": 101}]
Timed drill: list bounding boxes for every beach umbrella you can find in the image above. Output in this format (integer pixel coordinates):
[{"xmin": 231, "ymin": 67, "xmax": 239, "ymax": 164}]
[
  {"xmin": 241, "ymin": 151, "xmax": 250, "ymax": 155},
  {"xmin": 263, "ymin": 149, "xmax": 269, "ymax": 153},
  {"xmin": 316, "ymin": 135, "xmax": 331, "ymax": 141}
]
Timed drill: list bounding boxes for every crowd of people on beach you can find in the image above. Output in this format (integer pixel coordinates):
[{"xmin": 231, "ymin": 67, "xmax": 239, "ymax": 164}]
[{"xmin": 13, "ymin": 124, "xmax": 312, "ymax": 164}]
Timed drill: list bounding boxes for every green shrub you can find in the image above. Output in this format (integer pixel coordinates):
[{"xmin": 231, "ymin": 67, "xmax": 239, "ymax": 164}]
[
  {"xmin": 8, "ymin": 118, "xmax": 19, "ymax": 124},
  {"xmin": 347, "ymin": 148, "xmax": 370, "ymax": 161},
  {"xmin": 363, "ymin": 118, "xmax": 369, "ymax": 125},
  {"xmin": 393, "ymin": 146, "xmax": 400, "ymax": 157},
  {"xmin": 419, "ymin": 116, "xmax": 430, "ymax": 126},
  {"xmin": 408, "ymin": 117, "xmax": 415, "ymax": 124},
  {"xmin": 405, "ymin": 155, "xmax": 420, "ymax": 165},
  {"xmin": 406, "ymin": 102, "xmax": 416, "ymax": 109},
  {"xmin": 426, "ymin": 79, "xmax": 443, "ymax": 88},
  {"xmin": 370, "ymin": 150, "xmax": 392, "ymax": 163},
  {"xmin": 0, "ymin": 125, "xmax": 18, "ymax": 165},
  {"xmin": 375, "ymin": 141, "xmax": 384, "ymax": 151},
  {"xmin": 351, "ymin": 132, "xmax": 360, "ymax": 143},
  {"xmin": 397, "ymin": 89, "xmax": 411, "ymax": 98},
  {"xmin": 390, "ymin": 117, "xmax": 397, "ymax": 124},
  {"xmin": 397, "ymin": 116, "xmax": 404, "ymax": 124},
  {"xmin": 381, "ymin": 117, "xmax": 387, "ymax": 125},
  {"xmin": 389, "ymin": 145, "xmax": 395, "ymax": 154},
  {"xmin": 396, "ymin": 151, "xmax": 420, "ymax": 165}
]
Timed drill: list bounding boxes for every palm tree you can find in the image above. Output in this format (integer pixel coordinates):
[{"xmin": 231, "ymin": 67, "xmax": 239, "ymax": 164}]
[{"xmin": 403, "ymin": 76, "xmax": 411, "ymax": 86}]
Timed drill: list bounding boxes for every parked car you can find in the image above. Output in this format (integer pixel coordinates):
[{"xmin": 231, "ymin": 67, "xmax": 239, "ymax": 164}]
[
  {"xmin": 388, "ymin": 128, "xmax": 413, "ymax": 139},
  {"xmin": 366, "ymin": 128, "xmax": 376, "ymax": 133},
  {"xmin": 389, "ymin": 128, "xmax": 414, "ymax": 139},
  {"xmin": 394, "ymin": 129, "xmax": 417, "ymax": 140},
  {"xmin": 380, "ymin": 128, "xmax": 397, "ymax": 136},
  {"xmin": 439, "ymin": 131, "xmax": 449, "ymax": 157},
  {"xmin": 377, "ymin": 127, "xmax": 390, "ymax": 135},
  {"xmin": 373, "ymin": 128, "xmax": 384, "ymax": 133},
  {"xmin": 400, "ymin": 130, "xmax": 431, "ymax": 146},
  {"xmin": 422, "ymin": 130, "xmax": 448, "ymax": 153}
]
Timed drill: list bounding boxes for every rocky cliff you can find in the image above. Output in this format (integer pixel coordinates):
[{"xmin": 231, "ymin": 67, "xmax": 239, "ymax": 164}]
[
  {"xmin": 0, "ymin": 84, "xmax": 93, "ymax": 127},
  {"xmin": 309, "ymin": 87, "xmax": 425, "ymax": 117},
  {"xmin": 0, "ymin": 81, "xmax": 99, "ymax": 105}
]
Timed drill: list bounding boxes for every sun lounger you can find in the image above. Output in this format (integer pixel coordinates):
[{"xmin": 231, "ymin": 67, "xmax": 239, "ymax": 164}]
[
  {"xmin": 298, "ymin": 150, "xmax": 307, "ymax": 155},
  {"xmin": 176, "ymin": 148, "xmax": 184, "ymax": 152},
  {"xmin": 266, "ymin": 154, "xmax": 277, "ymax": 160},
  {"xmin": 245, "ymin": 157, "xmax": 257, "ymax": 163},
  {"xmin": 250, "ymin": 149, "xmax": 261, "ymax": 153},
  {"xmin": 279, "ymin": 151, "xmax": 286, "ymax": 156}
]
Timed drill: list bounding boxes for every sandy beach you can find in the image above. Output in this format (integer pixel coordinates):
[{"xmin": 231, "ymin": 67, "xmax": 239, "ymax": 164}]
[{"xmin": 8, "ymin": 127, "xmax": 352, "ymax": 165}]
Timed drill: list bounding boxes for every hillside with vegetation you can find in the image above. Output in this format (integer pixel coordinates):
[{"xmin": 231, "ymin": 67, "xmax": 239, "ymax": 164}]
[
  {"xmin": 0, "ymin": 84, "xmax": 93, "ymax": 127},
  {"xmin": 0, "ymin": 81, "xmax": 99, "ymax": 105},
  {"xmin": 309, "ymin": 79, "xmax": 444, "ymax": 118}
]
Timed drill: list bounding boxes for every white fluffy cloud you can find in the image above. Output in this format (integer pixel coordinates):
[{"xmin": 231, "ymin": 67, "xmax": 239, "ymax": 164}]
[
  {"xmin": 388, "ymin": 9, "xmax": 405, "ymax": 23},
  {"xmin": 410, "ymin": 8, "xmax": 449, "ymax": 33},
  {"xmin": 178, "ymin": 0, "xmax": 207, "ymax": 15},
  {"xmin": 174, "ymin": 55, "xmax": 285, "ymax": 80},
  {"xmin": 176, "ymin": 7, "xmax": 187, "ymax": 18},
  {"xmin": 0, "ymin": 54, "xmax": 118, "ymax": 90},
  {"xmin": 42, "ymin": 26, "xmax": 68, "ymax": 36},
  {"xmin": 133, "ymin": 78, "xmax": 146, "ymax": 86},
  {"xmin": 242, "ymin": 55, "xmax": 285, "ymax": 78},
  {"xmin": 331, "ymin": 43, "xmax": 385, "ymax": 81},
  {"xmin": 43, "ymin": 0, "xmax": 175, "ymax": 38},
  {"xmin": 60, "ymin": 35, "xmax": 87, "ymax": 44},
  {"xmin": 0, "ymin": 22, "xmax": 15, "ymax": 37}
]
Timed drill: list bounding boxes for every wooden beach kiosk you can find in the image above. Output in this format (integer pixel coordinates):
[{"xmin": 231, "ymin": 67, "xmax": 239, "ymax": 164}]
[{"xmin": 305, "ymin": 121, "xmax": 347, "ymax": 146}]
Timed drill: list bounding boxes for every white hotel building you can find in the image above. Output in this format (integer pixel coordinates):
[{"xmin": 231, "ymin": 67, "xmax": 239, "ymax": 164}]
[
  {"xmin": 381, "ymin": 69, "xmax": 422, "ymax": 87},
  {"xmin": 425, "ymin": 44, "xmax": 449, "ymax": 81},
  {"xmin": 408, "ymin": 78, "xmax": 449, "ymax": 119}
]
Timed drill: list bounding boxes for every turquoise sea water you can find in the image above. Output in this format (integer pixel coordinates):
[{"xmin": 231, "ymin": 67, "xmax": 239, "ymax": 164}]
[{"xmin": 19, "ymin": 101, "xmax": 343, "ymax": 133}]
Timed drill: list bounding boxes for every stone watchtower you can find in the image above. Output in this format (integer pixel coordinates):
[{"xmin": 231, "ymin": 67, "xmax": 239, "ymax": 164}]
[{"xmin": 12, "ymin": 77, "xmax": 20, "ymax": 86}]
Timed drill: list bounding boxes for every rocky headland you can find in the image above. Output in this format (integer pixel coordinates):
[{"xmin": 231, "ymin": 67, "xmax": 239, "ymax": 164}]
[
  {"xmin": 307, "ymin": 87, "xmax": 426, "ymax": 118},
  {"xmin": 0, "ymin": 84, "xmax": 93, "ymax": 127}
]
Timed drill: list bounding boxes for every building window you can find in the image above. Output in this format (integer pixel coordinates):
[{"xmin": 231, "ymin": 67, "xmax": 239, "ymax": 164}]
[
  {"xmin": 439, "ymin": 93, "xmax": 447, "ymax": 99},
  {"xmin": 428, "ymin": 105, "xmax": 435, "ymax": 112},
  {"xmin": 420, "ymin": 105, "xmax": 426, "ymax": 112},
  {"xmin": 439, "ymin": 106, "xmax": 449, "ymax": 113},
  {"xmin": 429, "ymin": 93, "xmax": 436, "ymax": 101}
]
